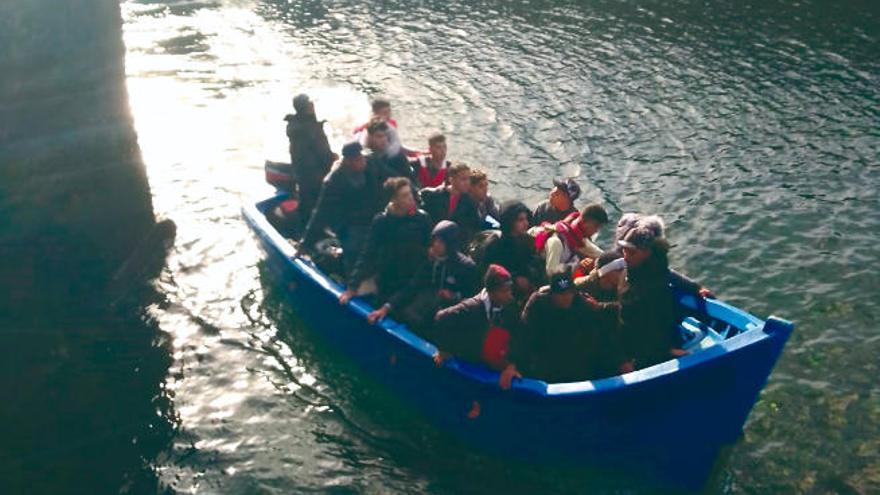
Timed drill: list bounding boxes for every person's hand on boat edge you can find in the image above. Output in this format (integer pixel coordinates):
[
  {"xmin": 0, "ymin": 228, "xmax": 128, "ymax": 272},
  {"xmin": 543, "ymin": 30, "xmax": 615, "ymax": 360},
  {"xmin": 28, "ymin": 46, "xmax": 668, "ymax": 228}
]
[
  {"xmin": 368, "ymin": 304, "xmax": 390, "ymax": 324},
  {"xmin": 433, "ymin": 351, "xmax": 451, "ymax": 367},
  {"xmin": 338, "ymin": 289, "xmax": 356, "ymax": 305},
  {"xmin": 670, "ymin": 348, "xmax": 688, "ymax": 358},
  {"xmin": 698, "ymin": 287, "xmax": 715, "ymax": 299},
  {"xmin": 499, "ymin": 364, "xmax": 521, "ymax": 390}
]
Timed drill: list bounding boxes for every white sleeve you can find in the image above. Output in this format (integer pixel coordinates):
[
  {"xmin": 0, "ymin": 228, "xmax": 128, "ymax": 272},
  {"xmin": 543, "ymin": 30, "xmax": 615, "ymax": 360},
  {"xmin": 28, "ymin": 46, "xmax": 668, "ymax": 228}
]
[{"xmin": 545, "ymin": 236, "xmax": 565, "ymax": 277}]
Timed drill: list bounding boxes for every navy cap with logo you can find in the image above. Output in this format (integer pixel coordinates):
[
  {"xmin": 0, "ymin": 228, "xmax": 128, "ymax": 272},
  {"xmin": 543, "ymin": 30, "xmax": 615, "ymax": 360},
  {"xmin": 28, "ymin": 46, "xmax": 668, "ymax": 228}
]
[{"xmin": 549, "ymin": 271, "xmax": 575, "ymax": 293}]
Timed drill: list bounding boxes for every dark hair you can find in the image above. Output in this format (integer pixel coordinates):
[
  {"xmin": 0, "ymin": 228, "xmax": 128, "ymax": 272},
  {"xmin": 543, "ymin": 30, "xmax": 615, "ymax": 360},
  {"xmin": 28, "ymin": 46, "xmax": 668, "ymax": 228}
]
[
  {"xmin": 596, "ymin": 249, "xmax": 623, "ymax": 269},
  {"xmin": 428, "ymin": 132, "xmax": 446, "ymax": 145},
  {"xmin": 371, "ymin": 97, "xmax": 391, "ymax": 113},
  {"xmin": 581, "ymin": 203, "xmax": 609, "ymax": 225},
  {"xmin": 383, "ymin": 177, "xmax": 411, "ymax": 203},
  {"xmin": 469, "ymin": 168, "xmax": 488, "ymax": 186},
  {"xmin": 447, "ymin": 161, "xmax": 470, "ymax": 178},
  {"xmin": 367, "ymin": 118, "xmax": 389, "ymax": 135}
]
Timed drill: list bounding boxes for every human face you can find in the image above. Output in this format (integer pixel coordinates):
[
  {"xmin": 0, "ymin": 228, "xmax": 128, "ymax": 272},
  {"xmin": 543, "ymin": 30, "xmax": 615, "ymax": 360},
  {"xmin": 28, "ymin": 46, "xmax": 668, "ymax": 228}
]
[
  {"xmin": 368, "ymin": 130, "xmax": 388, "ymax": 152},
  {"xmin": 551, "ymin": 291, "xmax": 575, "ymax": 309},
  {"xmin": 470, "ymin": 178, "xmax": 488, "ymax": 202},
  {"xmin": 428, "ymin": 140, "xmax": 447, "ymax": 163},
  {"xmin": 549, "ymin": 187, "xmax": 572, "ymax": 211},
  {"xmin": 348, "ymin": 154, "xmax": 366, "ymax": 172},
  {"xmin": 375, "ymin": 106, "xmax": 392, "ymax": 121},
  {"xmin": 428, "ymin": 237, "xmax": 447, "ymax": 259},
  {"xmin": 577, "ymin": 218, "xmax": 601, "ymax": 239},
  {"xmin": 450, "ymin": 171, "xmax": 470, "ymax": 195},
  {"xmin": 489, "ymin": 284, "xmax": 514, "ymax": 307},
  {"xmin": 512, "ymin": 212, "xmax": 529, "ymax": 236},
  {"xmin": 393, "ymin": 185, "xmax": 416, "ymax": 213},
  {"xmin": 622, "ymin": 245, "xmax": 651, "ymax": 268}
]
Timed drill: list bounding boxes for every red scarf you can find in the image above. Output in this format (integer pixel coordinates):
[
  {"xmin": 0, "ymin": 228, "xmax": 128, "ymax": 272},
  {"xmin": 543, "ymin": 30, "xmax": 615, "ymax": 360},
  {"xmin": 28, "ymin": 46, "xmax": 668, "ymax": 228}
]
[{"xmin": 448, "ymin": 192, "xmax": 460, "ymax": 216}]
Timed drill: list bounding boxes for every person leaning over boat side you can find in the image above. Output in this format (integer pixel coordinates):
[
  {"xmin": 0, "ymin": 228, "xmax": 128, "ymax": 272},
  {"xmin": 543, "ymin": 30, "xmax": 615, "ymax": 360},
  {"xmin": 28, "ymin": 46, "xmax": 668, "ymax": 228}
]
[
  {"xmin": 365, "ymin": 119, "xmax": 415, "ymax": 184},
  {"xmin": 530, "ymin": 203, "xmax": 609, "ymax": 279},
  {"xmin": 420, "ymin": 162, "xmax": 482, "ymax": 242},
  {"xmin": 284, "ymin": 93, "xmax": 337, "ymax": 224},
  {"xmin": 468, "ymin": 168, "xmax": 501, "ymax": 223},
  {"xmin": 368, "ymin": 220, "xmax": 479, "ymax": 327},
  {"xmin": 576, "ymin": 250, "xmax": 627, "ymax": 303},
  {"xmin": 506, "ymin": 270, "xmax": 622, "ymax": 383},
  {"xmin": 533, "ymin": 178, "xmax": 580, "ymax": 226},
  {"xmin": 432, "ymin": 265, "xmax": 521, "ymax": 389},
  {"xmin": 613, "ymin": 216, "xmax": 687, "ymax": 369},
  {"xmin": 411, "ymin": 132, "xmax": 450, "ymax": 189},
  {"xmin": 482, "ymin": 200, "xmax": 544, "ymax": 302},
  {"xmin": 339, "ymin": 177, "xmax": 432, "ymax": 306},
  {"xmin": 301, "ymin": 141, "xmax": 383, "ymax": 275}
]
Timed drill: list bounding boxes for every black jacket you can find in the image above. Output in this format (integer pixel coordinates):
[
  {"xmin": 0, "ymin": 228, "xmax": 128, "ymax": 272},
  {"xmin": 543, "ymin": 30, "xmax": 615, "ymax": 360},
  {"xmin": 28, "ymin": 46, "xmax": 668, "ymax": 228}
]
[
  {"xmin": 302, "ymin": 161, "xmax": 383, "ymax": 247},
  {"xmin": 420, "ymin": 186, "xmax": 482, "ymax": 241},
  {"xmin": 432, "ymin": 293, "xmax": 519, "ymax": 365},
  {"xmin": 511, "ymin": 288, "xmax": 621, "ymax": 382},
  {"xmin": 367, "ymin": 150, "xmax": 415, "ymax": 185},
  {"xmin": 284, "ymin": 113, "xmax": 334, "ymax": 188},
  {"xmin": 532, "ymin": 199, "xmax": 576, "ymax": 226},
  {"xmin": 348, "ymin": 207, "xmax": 432, "ymax": 293},
  {"xmin": 482, "ymin": 201, "xmax": 543, "ymax": 284}
]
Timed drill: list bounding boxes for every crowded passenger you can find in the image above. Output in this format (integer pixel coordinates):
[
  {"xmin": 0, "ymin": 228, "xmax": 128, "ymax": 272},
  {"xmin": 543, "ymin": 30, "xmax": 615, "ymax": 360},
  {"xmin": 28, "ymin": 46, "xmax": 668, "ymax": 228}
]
[
  {"xmin": 432, "ymin": 265, "xmax": 520, "ymax": 377},
  {"xmin": 468, "ymin": 168, "xmax": 501, "ymax": 222},
  {"xmin": 531, "ymin": 203, "xmax": 609, "ymax": 278},
  {"xmin": 354, "ymin": 97, "xmax": 405, "ymax": 157},
  {"xmin": 420, "ymin": 162, "xmax": 482, "ymax": 241},
  {"xmin": 481, "ymin": 200, "xmax": 543, "ymax": 300},
  {"xmin": 507, "ymin": 271, "xmax": 622, "ymax": 383},
  {"xmin": 365, "ymin": 120, "xmax": 414, "ymax": 184},
  {"xmin": 575, "ymin": 250, "xmax": 627, "ymax": 302},
  {"xmin": 284, "ymin": 93, "xmax": 336, "ymax": 223},
  {"xmin": 339, "ymin": 177, "xmax": 432, "ymax": 305},
  {"xmin": 533, "ymin": 178, "xmax": 580, "ymax": 225},
  {"xmin": 302, "ymin": 141, "xmax": 383, "ymax": 274},
  {"xmin": 411, "ymin": 133, "xmax": 449, "ymax": 189},
  {"xmin": 369, "ymin": 220, "xmax": 479, "ymax": 328}
]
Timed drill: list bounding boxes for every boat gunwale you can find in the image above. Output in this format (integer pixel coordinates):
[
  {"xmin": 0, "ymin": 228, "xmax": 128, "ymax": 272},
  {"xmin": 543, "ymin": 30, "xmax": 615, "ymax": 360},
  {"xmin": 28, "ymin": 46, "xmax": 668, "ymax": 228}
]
[{"xmin": 243, "ymin": 195, "xmax": 791, "ymax": 400}]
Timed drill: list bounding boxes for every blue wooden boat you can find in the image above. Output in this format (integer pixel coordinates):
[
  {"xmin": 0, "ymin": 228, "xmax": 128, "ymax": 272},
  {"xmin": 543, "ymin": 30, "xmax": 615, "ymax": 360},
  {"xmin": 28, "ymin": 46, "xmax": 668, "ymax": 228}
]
[{"xmin": 244, "ymin": 193, "xmax": 793, "ymax": 488}]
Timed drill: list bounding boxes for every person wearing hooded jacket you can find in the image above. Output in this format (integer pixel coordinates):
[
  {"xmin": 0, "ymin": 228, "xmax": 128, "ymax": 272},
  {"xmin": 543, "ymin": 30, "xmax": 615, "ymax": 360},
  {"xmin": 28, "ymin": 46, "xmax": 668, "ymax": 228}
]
[
  {"xmin": 284, "ymin": 94, "xmax": 336, "ymax": 223},
  {"xmin": 339, "ymin": 177, "xmax": 431, "ymax": 305},
  {"xmin": 482, "ymin": 200, "xmax": 544, "ymax": 297},
  {"xmin": 367, "ymin": 220, "xmax": 479, "ymax": 328}
]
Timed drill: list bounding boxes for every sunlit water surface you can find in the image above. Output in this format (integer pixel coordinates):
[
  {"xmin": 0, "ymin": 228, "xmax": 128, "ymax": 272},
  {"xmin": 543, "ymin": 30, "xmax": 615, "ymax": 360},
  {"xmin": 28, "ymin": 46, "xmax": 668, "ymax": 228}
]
[{"xmin": 122, "ymin": 0, "xmax": 879, "ymax": 492}]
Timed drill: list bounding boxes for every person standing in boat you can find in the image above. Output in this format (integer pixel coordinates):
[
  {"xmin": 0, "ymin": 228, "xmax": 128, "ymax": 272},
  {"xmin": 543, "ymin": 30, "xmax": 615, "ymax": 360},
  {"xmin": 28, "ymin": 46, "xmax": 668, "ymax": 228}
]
[
  {"xmin": 284, "ymin": 93, "xmax": 337, "ymax": 224},
  {"xmin": 613, "ymin": 216, "xmax": 686, "ymax": 369},
  {"xmin": 507, "ymin": 270, "xmax": 622, "ymax": 383},
  {"xmin": 411, "ymin": 133, "xmax": 449, "ymax": 189},
  {"xmin": 468, "ymin": 168, "xmax": 501, "ymax": 222},
  {"xmin": 530, "ymin": 204, "xmax": 609, "ymax": 279},
  {"xmin": 432, "ymin": 265, "xmax": 521, "ymax": 386},
  {"xmin": 367, "ymin": 220, "xmax": 479, "ymax": 328},
  {"xmin": 420, "ymin": 162, "xmax": 482, "ymax": 242},
  {"xmin": 365, "ymin": 120, "xmax": 415, "ymax": 184},
  {"xmin": 532, "ymin": 178, "xmax": 580, "ymax": 226},
  {"xmin": 301, "ymin": 141, "xmax": 383, "ymax": 274},
  {"xmin": 481, "ymin": 200, "xmax": 543, "ymax": 302},
  {"xmin": 339, "ymin": 177, "xmax": 432, "ymax": 306}
]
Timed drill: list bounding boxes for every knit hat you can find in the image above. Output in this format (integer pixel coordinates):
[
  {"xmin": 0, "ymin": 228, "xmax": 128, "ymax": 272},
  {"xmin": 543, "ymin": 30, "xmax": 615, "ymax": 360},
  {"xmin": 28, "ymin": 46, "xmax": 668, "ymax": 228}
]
[
  {"xmin": 553, "ymin": 178, "xmax": 581, "ymax": 202},
  {"xmin": 614, "ymin": 213, "xmax": 642, "ymax": 244},
  {"xmin": 292, "ymin": 93, "xmax": 311, "ymax": 113},
  {"xmin": 618, "ymin": 215, "xmax": 666, "ymax": 249},
  {"xmin": 341, "ymin": 141, "xmax": 363, "ymax": 158},
  {"xmin": 549, "ymin": 271, "xmax": 575, "ymax": 293},
  {"xmin": 484, "ymin": 264, "xmax": 513, "ymax": 291}
]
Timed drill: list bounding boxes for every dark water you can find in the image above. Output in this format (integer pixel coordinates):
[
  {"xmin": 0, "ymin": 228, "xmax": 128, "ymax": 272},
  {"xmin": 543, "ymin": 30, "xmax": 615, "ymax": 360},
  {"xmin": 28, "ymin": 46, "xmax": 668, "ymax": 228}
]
[{"xmin": 4, "ymin": 0, "xmax": 880, "ymax": 492}]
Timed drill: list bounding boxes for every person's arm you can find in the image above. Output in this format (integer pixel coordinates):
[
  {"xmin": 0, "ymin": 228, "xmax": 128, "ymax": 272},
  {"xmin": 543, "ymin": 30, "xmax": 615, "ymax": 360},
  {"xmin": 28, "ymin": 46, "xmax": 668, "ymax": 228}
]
[
  {"xmin": 668, "ymin": 269, "xmax": 713, "ymax": 298},
  {"xmin": 580, "ymin": 238, "xmax": 604, "ymax": 260},
  {"xmin": 348, "ymin": 214, "xmax": 383, "ymax": 288},
  {"xmin": 544, "ymin": 236, "xmax": 565, "ymax": 277},
  {"xmin": 302, "ymin": 178, "xmax": 337, "ymax": 247}
]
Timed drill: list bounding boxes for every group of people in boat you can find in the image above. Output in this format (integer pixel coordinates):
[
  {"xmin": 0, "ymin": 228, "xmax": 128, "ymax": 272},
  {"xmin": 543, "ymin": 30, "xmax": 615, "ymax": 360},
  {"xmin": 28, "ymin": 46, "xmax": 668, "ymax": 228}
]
[{"xmin": 272, "ymin": 94, "xmax": 713, "ymax": 388}]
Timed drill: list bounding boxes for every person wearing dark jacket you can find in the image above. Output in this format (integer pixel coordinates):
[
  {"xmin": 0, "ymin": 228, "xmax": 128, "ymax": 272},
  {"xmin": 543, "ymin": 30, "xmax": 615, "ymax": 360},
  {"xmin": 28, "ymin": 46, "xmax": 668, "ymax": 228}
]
[
  {"xmin": 532, "ymin": 178, "xmax": 580, "ymax": 226},
  {"xmin": 468, "ymin": 169, "xmax": 501, "ymax": 222},
  {"xmin": 420, "ymin": 162, "xmax": 481, "ymax": 242},
  {"xmin": 339, "ymin": 177, "xmax": 431, "ymax": 306},
  {"xmin": 613, "ymin": 216, "xmax": 683, "ymax": 369},
  {"xmin": 482, "ymin": 200, "xmax": 543, "ymax": 299},
  {"xmin": 371, "ymin": 220, "xmax": 479, "ymax": 328},
  {"xmin": 365, "ymin": 120, "xmax": 414, "ymax": 184},
  {"xmin": 302, "ymin": 141, "xmax": 383, "ymax": 274},
  {"xmin": 509, "ymin": 271, "xmax": 622, "ymax": 383},
  {"xmin": 284, "ymin": 94, "xmax": 336, "ymax": 223},
  {"xmin": 432, "ymin": 265, "xmax": 520, "ymax": 386},
  {"xmin": 576, "ymin": 250, "xmax": 627, "ymax": 302}
]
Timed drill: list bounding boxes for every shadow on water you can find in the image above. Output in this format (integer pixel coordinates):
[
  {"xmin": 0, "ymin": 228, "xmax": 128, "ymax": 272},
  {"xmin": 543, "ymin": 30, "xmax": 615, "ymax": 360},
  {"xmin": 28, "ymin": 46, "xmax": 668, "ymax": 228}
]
[{"xmin": 0, "ymin": 0, "xmax": 177, "ymax": 492}]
